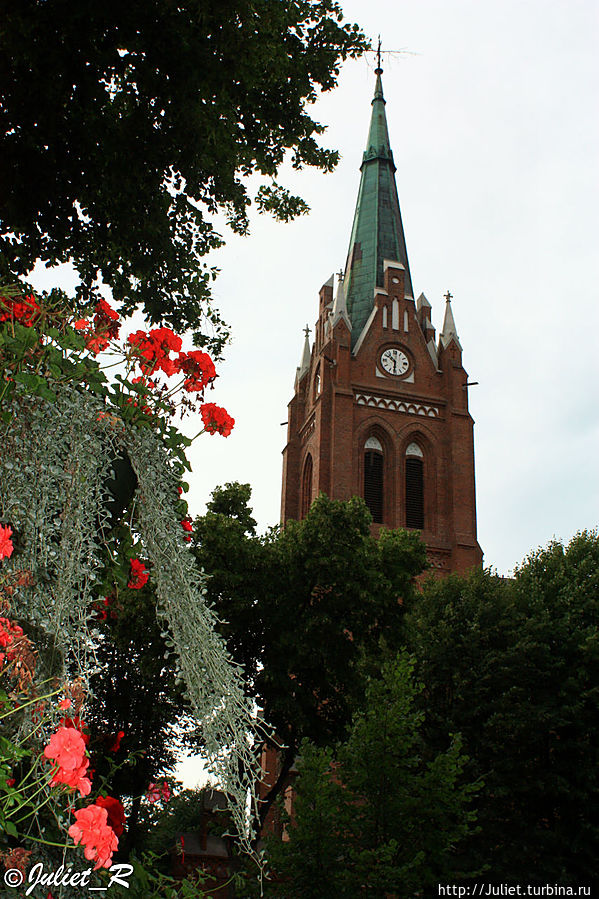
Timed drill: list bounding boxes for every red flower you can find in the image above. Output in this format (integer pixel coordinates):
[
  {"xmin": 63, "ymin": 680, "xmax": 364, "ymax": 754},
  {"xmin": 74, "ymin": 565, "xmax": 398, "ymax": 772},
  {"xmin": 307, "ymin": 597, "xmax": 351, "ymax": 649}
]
[
  {"xmin": 0, "ymin": 617, "xmax": 22, "ymax": 649},
  {"xmin": 95, "ymin": 795, "xmax": 126, "ymax": 837},
  {"xmin": 96, "ymin": 299, "xmax": 119, "ymax": 322},
  {"xmin": 85, "ymin": 299, "xmax": 120, "ymax": 354},
  {"xmin": 59, "ymin": 715, "xmax": 90, "ymax": 745},
  {"xmin": 128, "ymin": 558, "xmax": 149, "ymax": 589},
  {"xmin": 128, "ymin": 327, "xmax": 182, "ymax": 376},
  {"xmin": 181, "ymin": 518, "xmax": 193, "ymax": 533},
  {"xmin": 131, "ymin": 375, "xmax": 157, "ymax": 389},
  {"xmin": 0, "ymin": 617, "xmax": 24, "ymax": 667},
  {"xmin": 68, "ymin": 804, "xmax": 119, "ymax": 869},
  {"xmin": 0, "ymin": 525, "xmax": 14, "ymax": 560},
  {"xmin": 0, "ymin": 293, "xmax": 41, "ymax": 326},
  {"xmin": 74, "ymin": 319, "xmax": 89, "ymax": 330},
  {"xmin": 58, "ymin": 698, "xmax": 72, "ymax": 710},
  {"xmin": 177, "ymin": 350, "xmax": 216, "ymax": 392},
  {"xmin": 44, "ymin": 726, "xmax": 91, "ymax": 797},
  {"xmin": 200, "ymin": 403, "xmax": 235, "ymax": 437},
  {"xmin": 109, "ymin": 730, "xmax": 125, "ymax": 753}
]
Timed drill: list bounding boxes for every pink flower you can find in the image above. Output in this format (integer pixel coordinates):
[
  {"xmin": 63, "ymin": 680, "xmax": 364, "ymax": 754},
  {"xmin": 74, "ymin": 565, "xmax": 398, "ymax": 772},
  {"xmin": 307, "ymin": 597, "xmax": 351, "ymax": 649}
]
[
  {"xmin": 146, "ymin": 782, "xmax": 160, "ymax": 804},
  {"xmin": 128, "ymin": 558, "xmax": 149, "ymax": 589},
  {"xmin": 58, "ymin": 698, "xmax": 72, "ymax": 710},
  {"xmin": 0, "ymin": 525, "xmax": 14, "ymax": 560},
  {"xmin": 44, "ymin": 726, "xmax": 92, "ymax": 797},
  {"xmin": 68, "ymin": 804, "xmax": 119, "ymax": 869},
  {"xmin": 146, "ymin": 780, "xmax": 171, "ymax": 804}
]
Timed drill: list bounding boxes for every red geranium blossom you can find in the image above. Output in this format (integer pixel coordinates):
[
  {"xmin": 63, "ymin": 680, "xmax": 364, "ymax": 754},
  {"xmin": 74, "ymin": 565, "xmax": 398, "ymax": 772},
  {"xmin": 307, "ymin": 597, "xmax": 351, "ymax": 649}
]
[
  {"xmin": 85, "ymin": 299, "xmax": 120, "ymax": 354},
  {"xmin": 0, "ymin": 616, "xmax": 24, "ymax": 667},
  {"xmin": 0, "ymin": 524, "xmax": 14, "ymax": 560},
  {"xmin": 95, "ymin": 795, "xmax": 126, "ymax": 837},
  {"xmin": 0, "ymin": 292, "xmax": 41, "ymax": 326},
  {"xmin": 128, "ymin": 326, "xmax": 182, "ymax": 376},
  {"xmin": 177, "ymin": 350, "xmax": 216, "ymax": 392},
  {"xmin": 59, "ymin": 715, "xmax": 91, "ymax": 745},
  {"xmin": 96, "ymin": 298, "xmax": 119, "ymax": 322},
  {"xmin": 68, "ymin": 804, "xmax": 119, "ymax": 869},
  {"xmin": 0, "ymin": 617, "xmax": 22, "ymax": 649},
  {"xmin": 200, "ymin": 403, "xmax": 235, "ymax": 437},
  {"xmin": 128, "ymin": 558, "xmax": 149, "ymax": 589},
  {"xmin": 44, "ymin": 726, "xmax": 91, "ymax": 797},
  {"xmin": 108, "ymin": 730, "xmax": 125, "ymax": 753},
  {"xmin": 146, "ymin": 780, "xmax": 171, "ymax": 804}
]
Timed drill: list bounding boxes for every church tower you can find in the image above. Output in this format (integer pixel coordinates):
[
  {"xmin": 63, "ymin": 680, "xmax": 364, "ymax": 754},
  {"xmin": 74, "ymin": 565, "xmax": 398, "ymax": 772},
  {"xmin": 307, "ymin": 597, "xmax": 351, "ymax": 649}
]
[{"xmin": 281, "ymin": 66, "xmax": 483, "ymax": 575}]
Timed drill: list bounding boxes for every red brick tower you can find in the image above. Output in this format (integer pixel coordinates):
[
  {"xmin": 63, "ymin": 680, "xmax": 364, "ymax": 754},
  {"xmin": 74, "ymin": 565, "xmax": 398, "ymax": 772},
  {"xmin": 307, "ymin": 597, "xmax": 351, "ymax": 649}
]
[{"xmin": 281, "ymin": 66, "xmax": 483, "ymax": 575}]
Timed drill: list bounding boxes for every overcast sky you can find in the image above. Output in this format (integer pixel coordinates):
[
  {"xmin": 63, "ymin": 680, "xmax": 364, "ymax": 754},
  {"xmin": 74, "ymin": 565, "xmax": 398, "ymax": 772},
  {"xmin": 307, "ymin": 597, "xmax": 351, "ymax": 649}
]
[
  {"xmin": 179, "ymin": 0, "xmax": 598, "ymax": 577},
  {"xmin": 31, "ymin": 0, "xmax": 599, "ymax": 581}
]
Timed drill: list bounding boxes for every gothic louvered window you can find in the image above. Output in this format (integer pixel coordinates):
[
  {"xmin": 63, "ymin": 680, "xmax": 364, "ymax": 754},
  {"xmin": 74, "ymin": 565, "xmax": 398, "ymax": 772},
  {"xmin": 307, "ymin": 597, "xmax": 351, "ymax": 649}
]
[
  {"xmin": 301, "ymin": 454, "xmax": 313, "ymax": 519},
  {"xmin": 364, "ymin": 437, "xmax": 384, "ymax": 523},
  {"xmin": 405, "ymin": 443, "xmax": 424, "ymax": 529}
]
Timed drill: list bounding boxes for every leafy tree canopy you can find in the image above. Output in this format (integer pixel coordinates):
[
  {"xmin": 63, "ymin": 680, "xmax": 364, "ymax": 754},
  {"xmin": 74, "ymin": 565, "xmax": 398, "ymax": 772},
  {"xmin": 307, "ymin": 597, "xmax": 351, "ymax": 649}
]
[
  {"xmin": 405, "ymin": 531, "xmax": 599, "ymax": 884},
  {"xmin": 0, "ymin": 1, "xmax": 367, "ymax": 351},
  {"xmin": 263, "ymin": 654, "xmax": 479, "ymax": 898},
  {"xmin": 191, "ymin": 484, "xmax": 427, "ymax": 831}
]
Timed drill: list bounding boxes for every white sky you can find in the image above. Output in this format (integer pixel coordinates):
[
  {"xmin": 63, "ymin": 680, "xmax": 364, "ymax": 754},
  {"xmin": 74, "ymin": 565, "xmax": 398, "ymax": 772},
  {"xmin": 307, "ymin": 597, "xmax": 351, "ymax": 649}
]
[
  {"xmin": 186, "ymin": 0, "xmax": 599, "ymax": 577},
  {"xmin": 30, "ymin": 0, "xmax": 599, "ymax": 586}
]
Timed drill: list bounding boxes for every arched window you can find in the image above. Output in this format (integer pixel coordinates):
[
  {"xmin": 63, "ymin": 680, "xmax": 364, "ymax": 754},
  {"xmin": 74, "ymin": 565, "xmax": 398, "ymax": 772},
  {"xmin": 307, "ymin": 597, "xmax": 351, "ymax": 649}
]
[
  {"xmin": 364, "ymin": 436, "xmax": 384, "ymax": 523},
  {"xmin": 405, "ymin": 442, "xmax": 424, "ymax": 529},
  {"xmin": 301, "ymin": 454, "xmax": 313, "ymax": 519},
  {"xmin": 313, "ymin": 366, "xmax": 321, "ymax": 399}
]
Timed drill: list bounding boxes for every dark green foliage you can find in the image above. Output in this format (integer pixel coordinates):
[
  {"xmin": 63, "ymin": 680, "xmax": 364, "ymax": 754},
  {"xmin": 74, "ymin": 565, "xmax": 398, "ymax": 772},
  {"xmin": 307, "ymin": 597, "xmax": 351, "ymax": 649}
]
[
  {"xmin": 0, "ymin": 2, "xmax": 367, "ymax": 348},
  {"xmin": 191, "ymin": 485, "xmax": 427, "ymax": 830},
  {"xmin": 405, "ymin": 531, "xmax": 599, "ymax": 885},
  {"xmin": 266, "ymin": 655, "xmax": 479, "ymax": 897},
  {"xmin": 84, "ymin": 516, "xmax": 199, "ymax": 854}
]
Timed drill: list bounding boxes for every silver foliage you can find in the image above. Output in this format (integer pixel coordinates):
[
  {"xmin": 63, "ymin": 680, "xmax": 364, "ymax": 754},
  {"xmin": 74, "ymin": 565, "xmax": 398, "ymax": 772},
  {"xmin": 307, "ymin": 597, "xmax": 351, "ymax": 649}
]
[{"xmin": 0, "ymin": 387, "xmax": 264, "ymax": 850}]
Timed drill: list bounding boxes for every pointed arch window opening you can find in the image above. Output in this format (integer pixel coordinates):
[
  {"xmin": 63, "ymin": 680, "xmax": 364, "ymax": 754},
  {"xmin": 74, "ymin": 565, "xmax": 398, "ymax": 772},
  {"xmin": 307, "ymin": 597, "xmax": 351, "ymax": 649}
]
[
  {"xmin": 313, "ymin": 365, "xmax": 321, "ymax": 400},
  {"xmin": 301, "ymin": 454, "xmax": 313, "ymax": 520},
  {"xmin": 364, "ymin": 437, "xmax": 384, "ymax": 524},
  {"xmin": 405, "ymin": 443, "xmax": 424, "ymax": 530}
]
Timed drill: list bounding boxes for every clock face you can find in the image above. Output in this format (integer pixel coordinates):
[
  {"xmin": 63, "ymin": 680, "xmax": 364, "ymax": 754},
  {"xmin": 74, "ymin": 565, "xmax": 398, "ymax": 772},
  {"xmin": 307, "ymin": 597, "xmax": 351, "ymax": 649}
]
[{"xmin": 380, "ymin": 347, "xmax": 409, "ymax": 376}]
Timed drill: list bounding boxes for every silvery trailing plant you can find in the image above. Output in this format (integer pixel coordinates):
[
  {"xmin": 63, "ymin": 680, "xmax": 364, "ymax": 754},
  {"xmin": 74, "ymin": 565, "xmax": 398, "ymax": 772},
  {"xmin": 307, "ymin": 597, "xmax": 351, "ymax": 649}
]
[{"xmin": 0, "ymin": 284, "xmax": 266, "ymax": 859}]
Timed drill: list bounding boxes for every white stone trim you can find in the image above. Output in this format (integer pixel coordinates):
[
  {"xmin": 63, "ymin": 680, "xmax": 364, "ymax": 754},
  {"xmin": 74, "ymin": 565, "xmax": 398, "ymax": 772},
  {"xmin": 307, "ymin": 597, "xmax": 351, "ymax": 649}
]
[{"xmin": 355, "ymin": 392, "xmax": 440, "ymax": 418}]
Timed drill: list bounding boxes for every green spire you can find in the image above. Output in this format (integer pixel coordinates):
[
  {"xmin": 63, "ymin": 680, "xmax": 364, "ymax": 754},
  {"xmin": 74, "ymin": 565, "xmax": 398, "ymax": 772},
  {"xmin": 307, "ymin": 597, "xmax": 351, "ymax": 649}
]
[{"xmin": 344, "ymin": 67, "xmax": 413, "ymax": 347}]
